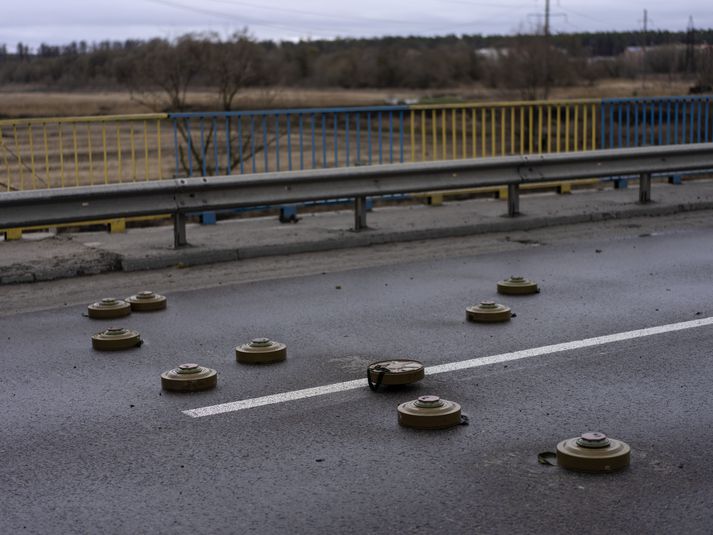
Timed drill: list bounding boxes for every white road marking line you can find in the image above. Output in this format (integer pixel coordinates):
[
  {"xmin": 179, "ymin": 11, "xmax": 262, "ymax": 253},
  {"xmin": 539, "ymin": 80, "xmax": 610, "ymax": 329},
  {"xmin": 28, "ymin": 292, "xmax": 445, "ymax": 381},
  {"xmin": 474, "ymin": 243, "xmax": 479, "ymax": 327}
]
[{"xmin": 184, "ymin": 316, "xmax": 713, "ymax": 418}]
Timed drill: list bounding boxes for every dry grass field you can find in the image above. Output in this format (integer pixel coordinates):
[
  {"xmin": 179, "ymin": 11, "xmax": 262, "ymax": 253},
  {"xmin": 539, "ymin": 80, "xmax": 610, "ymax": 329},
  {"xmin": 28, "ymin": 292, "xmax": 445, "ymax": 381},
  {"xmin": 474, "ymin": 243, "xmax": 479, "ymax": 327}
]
[
  {"xmin": 0, "ymin": 78, "xmax": 693, "ymax": 119},
  {"xmin": 0, "ymin": 88, "xmax": 422, "ymax": 119}
]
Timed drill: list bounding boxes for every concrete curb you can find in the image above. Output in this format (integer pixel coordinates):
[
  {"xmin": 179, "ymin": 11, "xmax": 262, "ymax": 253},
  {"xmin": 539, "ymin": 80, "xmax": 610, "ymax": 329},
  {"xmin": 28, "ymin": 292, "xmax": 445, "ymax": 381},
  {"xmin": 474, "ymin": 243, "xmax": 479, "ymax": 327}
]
[
  {"xmin": 0, "ymin": 251, "xmax": 121, "ymax": 284},
  {"xmin": 231, "ymin": 200, "xmax": 713, "ymax": 261},
  {"xmin": 120, "ymin": 248, "xmax": 238, "ymax": 271},
  {"xmin": 3, "ymin": 197, "xmax": 713, "ymax": 284}
]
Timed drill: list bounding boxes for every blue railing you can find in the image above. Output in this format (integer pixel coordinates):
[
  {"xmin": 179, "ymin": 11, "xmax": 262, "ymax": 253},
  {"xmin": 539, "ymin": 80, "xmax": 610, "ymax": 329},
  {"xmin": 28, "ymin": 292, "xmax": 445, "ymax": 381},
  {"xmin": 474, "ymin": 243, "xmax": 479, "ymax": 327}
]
[
  {"xmin": 169, "ymin": 105, "xmax": 410, "ymax": 178},
  {"xmin": 599, "ymin": 96, "xmax": 712, "ymax": 149}
]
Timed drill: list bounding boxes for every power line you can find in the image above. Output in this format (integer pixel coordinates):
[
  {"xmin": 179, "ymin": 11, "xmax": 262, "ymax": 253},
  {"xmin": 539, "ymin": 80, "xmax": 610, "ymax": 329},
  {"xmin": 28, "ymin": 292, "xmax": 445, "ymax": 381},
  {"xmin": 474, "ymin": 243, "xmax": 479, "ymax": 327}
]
[
  {"xmin": 225, "ymin": 0, "xmax": 536, "ymax": 36},
  {"xmin": 436, "ymin": 0, "xmax": 534, "ymax": 7},
  {"xmin": 143, "ymin": 0, "xmax": 336, "ymax": 37},
  {"xmin": 555, "ymin": 4, "xmax": 611, "ymax": 26},
  {"xmin": 147, "ymin": 0, "xmax": 536, "ymax": 40},
  {"xmin": 527, "ymin": 2, "xmax": 565, "ymax": 34},
  {"xmin": 205, "ymin": 0, "xmax": 416, "ymax": 26}
]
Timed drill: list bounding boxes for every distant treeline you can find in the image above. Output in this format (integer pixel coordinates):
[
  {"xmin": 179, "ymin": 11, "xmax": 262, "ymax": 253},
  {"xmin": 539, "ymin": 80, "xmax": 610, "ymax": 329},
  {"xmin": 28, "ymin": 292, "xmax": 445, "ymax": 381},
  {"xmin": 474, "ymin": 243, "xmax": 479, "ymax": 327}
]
[{"xmin": 1, "ymin": 29, "xmax": 712, "ymax": 102}]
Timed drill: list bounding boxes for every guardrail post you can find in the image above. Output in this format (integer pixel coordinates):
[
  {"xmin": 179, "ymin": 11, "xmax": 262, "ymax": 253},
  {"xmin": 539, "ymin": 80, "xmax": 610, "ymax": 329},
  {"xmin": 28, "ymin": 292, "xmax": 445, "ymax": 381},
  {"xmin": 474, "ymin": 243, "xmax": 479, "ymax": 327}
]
[
  {"xmin": 668, "ymin": 174, "xmax": 682, "ymax": 185},
  {"xmin": 173, "ymin": 212, "xmax": 188, "ymax": 248},
  {"xmin": 354, "ymin": 196, "xmax": 368, "ymax": 231},
  {"xmin": 639, "ymin": 172, "xmax": 652, "ymax": 204},
  {"xmin": 507, "ymin": 184, "xmax": 520, "ymax": 216}
]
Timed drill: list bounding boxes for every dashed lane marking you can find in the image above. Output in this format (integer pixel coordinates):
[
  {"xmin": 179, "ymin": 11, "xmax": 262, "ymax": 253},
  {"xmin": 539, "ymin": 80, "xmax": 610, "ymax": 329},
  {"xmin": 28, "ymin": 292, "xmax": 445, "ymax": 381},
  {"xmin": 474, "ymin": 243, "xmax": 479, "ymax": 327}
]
[{"xmin": 184, "ymin": 316, "xmax": 713, "ymax": 418}]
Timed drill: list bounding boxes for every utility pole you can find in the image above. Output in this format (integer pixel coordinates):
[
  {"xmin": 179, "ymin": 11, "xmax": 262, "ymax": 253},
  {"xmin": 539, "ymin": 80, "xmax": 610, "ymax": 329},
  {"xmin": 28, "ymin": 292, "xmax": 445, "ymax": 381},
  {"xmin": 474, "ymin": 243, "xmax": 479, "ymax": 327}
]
[
  {"xmin": 544, "ymin": 0, "xmax": 550, "ymax": 99},
  {"xmin": 685, "ymin": 15, "xmax": 696, "ymax": 75},
  {"xmin": 544, "ymin": 0, "xmax": 550, "ymax": 37},
  {"xmin": 641, "ymin": 9, "xmax": 648, "ymax": 88},
  {"xmin": 527, "ymin": 0, "xmax": 563, "ymax": 99}
]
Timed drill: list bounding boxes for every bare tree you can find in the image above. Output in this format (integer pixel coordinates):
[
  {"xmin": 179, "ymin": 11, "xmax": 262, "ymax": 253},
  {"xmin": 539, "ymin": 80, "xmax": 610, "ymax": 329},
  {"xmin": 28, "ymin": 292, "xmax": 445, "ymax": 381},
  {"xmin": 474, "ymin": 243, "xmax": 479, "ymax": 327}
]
[
  {"xmin": 646, "ymin": 45, "xmax": 683, "ymax": 85},
  {"xmin": 126, "ymin": 35, "xmax": 206, "ymax": 112},
  {"xmin": 122, "ymin": 35, "xmax": 210, "ymax": 175},
  {"xmin": 123, "ymin": 33, "xmax": 275, "ymax": 176},
  {"xmin": 495, "ymin": 35, "xmax": 550, "ymax": 100},
  {"xmin": 209, "ymin": 30, "xmax": 261, "ymax": 111},
  {"xmin": 694, "ymin": 45, "xmax": 713, "ymax": 90},
  {"xmin": 492, "ymin": 32, "xmax": 575, "ymax": 100},
  {"xmin": 205, "ymin": 31, "xmax": 279, "ymax": 175}
]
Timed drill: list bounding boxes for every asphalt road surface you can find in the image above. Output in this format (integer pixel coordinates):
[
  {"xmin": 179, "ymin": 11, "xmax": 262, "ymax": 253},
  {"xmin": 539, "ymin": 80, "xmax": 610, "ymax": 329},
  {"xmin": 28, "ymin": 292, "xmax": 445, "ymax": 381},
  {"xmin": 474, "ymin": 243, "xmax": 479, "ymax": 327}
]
[{"xmin": 2, "ymin": 214, "xmax": 713, "ymax": 534}]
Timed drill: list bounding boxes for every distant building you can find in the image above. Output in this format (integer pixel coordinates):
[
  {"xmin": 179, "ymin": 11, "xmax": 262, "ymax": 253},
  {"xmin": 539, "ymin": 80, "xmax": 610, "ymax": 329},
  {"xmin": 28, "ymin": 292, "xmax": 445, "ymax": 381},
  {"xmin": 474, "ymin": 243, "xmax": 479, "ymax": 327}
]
[{"xmin": 475, "ymin": 47, "xmax": 504, "ymax": 60}]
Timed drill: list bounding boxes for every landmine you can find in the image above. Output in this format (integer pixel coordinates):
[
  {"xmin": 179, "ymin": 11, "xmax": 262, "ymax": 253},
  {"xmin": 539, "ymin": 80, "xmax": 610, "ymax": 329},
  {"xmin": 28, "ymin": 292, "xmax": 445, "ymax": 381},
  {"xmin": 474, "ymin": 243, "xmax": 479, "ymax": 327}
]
[
  {"xmin": 87, "ymin": 298, "xmax": 132, "ymax": 319},
  {"xmin": 126, "ymin": 291, "xmax": 167, "ymax": 312},
  {"xmin": 466, "ymin": 301, "xmax": 512, "ymax": 323},
  {"xmin": 91, "ymin": 327, "xmax": 142, "ymax": 351},
  {"xmin": 161, "ymin": 363, "xmax": 218, "ymax": 392},
  {"xmin": 236, "ymin": 338, "xmax": 287, "ymax": 364},
  {"xmin": 367, "ymin": 359, "xmax": 425, "ymax": 391},
  {"xmin": 497, "ymin": 276, "xmax": 539, "ymax": 295},
  {"xmin": 397, "ymin": 395, "xmax": 462, "ymax": 429},
  {"xmin": 556, "ymin": 432, "xmax": 631, "ymax": 473}
]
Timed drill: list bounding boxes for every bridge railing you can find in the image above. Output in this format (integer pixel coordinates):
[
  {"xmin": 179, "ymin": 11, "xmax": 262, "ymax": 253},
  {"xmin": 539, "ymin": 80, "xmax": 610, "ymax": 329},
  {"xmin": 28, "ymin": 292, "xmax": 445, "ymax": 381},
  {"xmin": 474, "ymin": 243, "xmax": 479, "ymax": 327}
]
[
  {"xmin": 600, "ymin": 96, "xmax": 712, "ymax": 149},
  {"xmin": 2, "ymin": 97, "xmax": 711, "ymax": 191},
  {"xmin": 408, "ymin": 99, "xmax": 599, "ymax": 160},
  {"xmin": 168, "ymin": 96, "xmax": 713, "ymax": 181},
  {"xmin": 2, "ymin": 96, "xmax": 712, "ymax": 237},
  {"xmin": 168, "ymin": 106, "xmax": 410, "ymax": 178},
  {"xmin": 168, "ymin": 100, "xmax": 603, "ymax": 179},
  {"xmin": 2, "ymin": 143, "xmax": 712, "ymax": 248},
  {"xmin": 0, "ymin": 113, "xmax": 170, "ymax": 192}
]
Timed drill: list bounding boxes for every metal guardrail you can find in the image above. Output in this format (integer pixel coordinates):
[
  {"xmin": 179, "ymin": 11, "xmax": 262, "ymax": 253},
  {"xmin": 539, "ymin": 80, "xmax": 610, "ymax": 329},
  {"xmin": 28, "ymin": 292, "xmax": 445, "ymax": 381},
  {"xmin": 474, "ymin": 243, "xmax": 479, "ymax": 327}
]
[{"xmin": 2, "ymin": 143, "xmax": 712, "ymax": 248}]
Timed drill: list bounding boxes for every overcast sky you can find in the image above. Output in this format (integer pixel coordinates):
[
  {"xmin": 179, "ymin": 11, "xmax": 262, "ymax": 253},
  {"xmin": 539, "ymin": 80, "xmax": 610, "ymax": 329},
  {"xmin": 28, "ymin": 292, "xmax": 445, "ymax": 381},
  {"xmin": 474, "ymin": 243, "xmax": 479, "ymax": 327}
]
[{"xmin": 2, "ymin": 0, "xmax": 711, "ymax": 49}]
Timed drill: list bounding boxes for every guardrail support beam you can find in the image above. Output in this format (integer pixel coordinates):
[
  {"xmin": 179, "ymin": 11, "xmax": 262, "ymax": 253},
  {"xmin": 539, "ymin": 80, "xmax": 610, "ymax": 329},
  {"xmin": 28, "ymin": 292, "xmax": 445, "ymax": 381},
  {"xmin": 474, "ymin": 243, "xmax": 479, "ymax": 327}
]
[
  {"xmin": 639, "ymin": 172, "xmax": 652, "ymax": 204},
  {"xmin": 173, "ymin": 212, "xmax": 188, "ymax": 248},
  {"xmin": 354, "ymin": 196, "xmax": 368, "ymax": 231},
  {"xmin": 4, "ymin": 143, "xmax": 713, "ymax": 246},
  {"xmin": 507, "ymin": 184, "xmax": 520, "ymax": 216}
]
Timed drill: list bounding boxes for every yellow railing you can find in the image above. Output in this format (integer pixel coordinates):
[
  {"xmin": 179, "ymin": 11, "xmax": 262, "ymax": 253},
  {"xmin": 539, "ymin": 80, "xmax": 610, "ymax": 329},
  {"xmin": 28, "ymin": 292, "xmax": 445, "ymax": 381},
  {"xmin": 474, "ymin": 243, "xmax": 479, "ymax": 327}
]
[
  {"xmin": 406, "ymin": 99, "xmax": 600, "ymax": 205},
  {"xmin": 409, "ymin": 99, "xmax": 599, "ymax": 162},
  {"xmin": 0, "ymin": 113, "xmax": 169, "ymax": 192}
]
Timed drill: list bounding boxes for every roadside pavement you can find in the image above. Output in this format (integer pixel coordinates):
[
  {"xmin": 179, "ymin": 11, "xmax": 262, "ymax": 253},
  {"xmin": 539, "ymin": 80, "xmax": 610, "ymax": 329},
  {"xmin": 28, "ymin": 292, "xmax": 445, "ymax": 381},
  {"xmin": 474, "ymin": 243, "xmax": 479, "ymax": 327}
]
[{"xmin": 2, "ymin": 178, "xmax": 713, "ymax": 284}]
